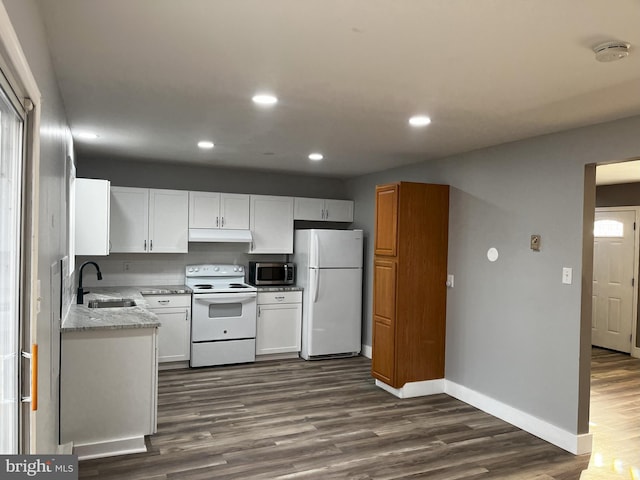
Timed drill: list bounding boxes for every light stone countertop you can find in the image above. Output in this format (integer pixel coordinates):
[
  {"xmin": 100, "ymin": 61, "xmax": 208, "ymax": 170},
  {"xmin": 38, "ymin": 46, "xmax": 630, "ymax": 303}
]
[
  {"xmin": 62, "ymin": 285, "xmax": 191, "ymax": 332},
  {"xmin": 255, "ymin": 285, "xmax": 304, "ymax": 292}
]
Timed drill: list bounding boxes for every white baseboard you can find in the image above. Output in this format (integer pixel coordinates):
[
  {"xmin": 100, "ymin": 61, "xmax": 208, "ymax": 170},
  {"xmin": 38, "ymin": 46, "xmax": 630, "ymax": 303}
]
[
  {"xmin": 444, "ymin": 380, "xmax": 592, "ymax": 455},
  {"xmin": 371, "ymin": 375, "xmax": 592, "ymax": 455},
  {"xmin": 375, "ymin": 379, "xmax": 445, "ymax": 399},
  {"xmin": 361, "ymin": 344, "xmax": 372, "ymax": 359},
  {"xmin": 73, "ymin": 436, "xmax": 147, "ymax": 460},
  {"xmin": 57, "ymin": 442, "xmax": 73, "ymax": 455}
]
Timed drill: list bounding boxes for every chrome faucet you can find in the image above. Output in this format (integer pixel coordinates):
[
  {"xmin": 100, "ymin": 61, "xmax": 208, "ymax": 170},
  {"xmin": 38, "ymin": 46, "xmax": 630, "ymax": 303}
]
[{"xmin": 77, "ymin": 261, "xmax": 103, "ymax": 304}]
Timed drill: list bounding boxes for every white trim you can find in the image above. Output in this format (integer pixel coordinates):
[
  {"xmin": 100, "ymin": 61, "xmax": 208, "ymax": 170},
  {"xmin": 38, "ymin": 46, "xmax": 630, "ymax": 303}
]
[
  {"xmin": 375, "ymin": 379, "xmax": 445, "ymax": 399},
  {"xmin": 594, "ymin": 206, "xmax": 640, "ymax": 358},
  {"xmin": 361, "ymin": 344, "xmax": 372, "ymax": 359},
  {"xmin": 444, "ymin": 380, "xmax": 592, "ymax": 455},
  {"xmin": 0, "ymin": 1, "xmax": 42, "ymax": 455},
  {"xmin": 73, "ymin": 436, "xmax": 147, "ymax": 461},
  {"xmin": 372, "ymin": 377, "xmax": 592, "ymax": 455}
]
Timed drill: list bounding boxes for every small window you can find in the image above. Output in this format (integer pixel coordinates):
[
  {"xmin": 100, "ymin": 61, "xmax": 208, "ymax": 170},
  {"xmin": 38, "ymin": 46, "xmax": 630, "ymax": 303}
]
[{"xmin": 594, "ymin": 219, "xmax": 624, "ymax": 238}]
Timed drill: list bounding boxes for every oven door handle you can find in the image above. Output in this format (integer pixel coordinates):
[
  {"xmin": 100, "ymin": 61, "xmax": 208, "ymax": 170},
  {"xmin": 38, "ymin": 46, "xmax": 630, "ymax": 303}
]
[{"xmin": 194, "ymin": 294, "xmax": 256, "ymax": 304}]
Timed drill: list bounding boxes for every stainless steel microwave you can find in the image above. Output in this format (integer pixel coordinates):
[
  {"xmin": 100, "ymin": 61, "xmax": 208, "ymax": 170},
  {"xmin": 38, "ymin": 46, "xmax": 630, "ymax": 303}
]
[{"xmin": 248, "ymin": 262, "xmax": 295, "ymax": 286}]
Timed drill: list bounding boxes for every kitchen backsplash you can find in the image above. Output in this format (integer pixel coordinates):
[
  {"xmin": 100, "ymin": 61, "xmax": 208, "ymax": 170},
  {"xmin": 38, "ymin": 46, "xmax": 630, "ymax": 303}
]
[{"xmin": 76, "ymin": 243, "xmax": 287, "ymax": 287}]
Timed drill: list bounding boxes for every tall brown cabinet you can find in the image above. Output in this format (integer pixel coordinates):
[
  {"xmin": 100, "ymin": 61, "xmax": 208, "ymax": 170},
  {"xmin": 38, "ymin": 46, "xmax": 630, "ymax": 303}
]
[{"xmin": 371, "ymin": 182, "xmax": 450, "ymax": 389}]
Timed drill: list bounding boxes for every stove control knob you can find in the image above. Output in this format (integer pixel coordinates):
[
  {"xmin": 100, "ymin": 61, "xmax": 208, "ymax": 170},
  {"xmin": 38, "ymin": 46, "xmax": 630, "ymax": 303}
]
[
  {"xmin": 194, "ymin": 267, "xmax": 199, "ymax": 272},
  {"xmin": 214, "ymin": 266, "xmax": 219, "ymax": 272},
  {"xmin": 233, "ymin": 266, "xmax": 239, "ymax": 272},
  {"xmin": 238, "ymin": 266, "xmax": 243, "ymax": 271},
  {"xmin": 187, "ymin": 267, "xmax": 193, "ymax": 273}
]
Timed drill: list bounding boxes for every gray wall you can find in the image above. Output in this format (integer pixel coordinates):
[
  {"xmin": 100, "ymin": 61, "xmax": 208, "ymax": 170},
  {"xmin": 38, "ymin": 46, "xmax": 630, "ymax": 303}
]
[
  {"xmin": 596, "ymin": 182, "xmax": 640, "ymax": 207},
  {"xmin": 346, "ymin": 114, "xmax": 640, "ymax": 436},
  {"xmin": 78, "ymin": 156, "xmax": 348, "ymax": 198},
  {"xmin": 4, "ymin": 0, "xmax": 73, "ymax": 453}
]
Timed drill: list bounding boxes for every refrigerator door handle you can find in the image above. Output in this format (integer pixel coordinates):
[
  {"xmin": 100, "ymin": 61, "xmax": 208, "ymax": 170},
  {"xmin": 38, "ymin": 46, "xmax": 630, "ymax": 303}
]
[
  {"xmin": 312, "ymin": 268, "xmax": 319, "ymax": 303},
  {"xmin": 313, "ymin": 232, "xmax": 319, "ymax": 268}
]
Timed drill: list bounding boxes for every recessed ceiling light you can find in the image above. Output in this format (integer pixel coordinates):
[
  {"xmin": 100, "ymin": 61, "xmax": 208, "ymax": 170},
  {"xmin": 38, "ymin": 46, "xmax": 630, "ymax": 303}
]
[
  {"xmin": 197, "ymin": 140, "xmax": 214, "ymax": 149},
  {"xmin": 409, "ymin": 115, "xmax": 431, "ymax": 127},
  {"xmin": 74, "ymin": 131, "xmax": 99, "ymax": 140},
  {"xmin": 308, "ymin": 153, "xmax": 324, "ymax": 161},
  {"xmin": 252, "ymin": 94, "xmax": 278, "ymax": 105}
]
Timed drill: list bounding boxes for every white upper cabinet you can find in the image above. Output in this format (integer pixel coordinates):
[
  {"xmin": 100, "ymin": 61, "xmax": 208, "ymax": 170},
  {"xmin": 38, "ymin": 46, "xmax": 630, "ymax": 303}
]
[
  {"xmin": 294, "ymin": 197, "xmax": 354, "ymax": 222},
  {"xmin": 220, "ymin": 193, "xmax": 250, "ymax": 229},
  {"xmin": 250, "ymin": 195, "xmax": 294, "ymax": 254},
  {"xmin": 149, "ymin": 189, "xmax": 189, "ymax": 253},
  {"xmin": 110, "ymin": 187, "xmax": 188, "ymax": 253},
  {"xmin": 189, "ymin": 191, "xmax": 250, "ymax": 230},
  {"xmin": 188, "ymin": 191, "xmax": 220, "ymax": 229},
  {"xmin": 110, "ymin": 187, "xmax": 149, "ymax": 253},
  {"xmin": 75, "ymin": 178, "xmax": 110, "ymax": 256},
  {"xmin": 293, "ymin": 197, "xmax": 324, "ymax": 221}
]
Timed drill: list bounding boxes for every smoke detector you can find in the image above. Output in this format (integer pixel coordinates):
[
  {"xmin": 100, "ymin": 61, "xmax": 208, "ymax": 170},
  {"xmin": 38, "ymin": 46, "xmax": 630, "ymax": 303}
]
[{"xmin": 593, "ymin": 41, "xmax": 631, "ymax": 62}]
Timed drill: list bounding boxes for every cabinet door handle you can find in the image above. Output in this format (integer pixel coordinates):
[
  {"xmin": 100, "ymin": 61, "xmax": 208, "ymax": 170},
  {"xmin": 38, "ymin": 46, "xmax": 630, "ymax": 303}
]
[
  {"xmin": 150, "ymin": 239, "xmax": 153, "ymax": 251},
  {"xmin": 216, "ymin": 216, "xmax": 219, "ymax": 227},
  {"xmin": 326, "ymin": 209, "xmax": 329, "ymax": 219},
  {"xmin": 144, "ymin": 239, "xmax": 147, "ymax": 251},
  {"xmin": 275, "ymin": 296, "xmax": 285, "ymax": 301},
  {"xmin": 158, "ymin": 300, "xmax": 170, "ymax": 305},
  {"xmin": 185, "ymin": 310, "xmax": 189, "ymax": 321},
  {"xmin": 258, "ymin": 306, "xmax": 261, "ymax": 317},
  {"xmin": 321, "ymin": 209, "xmax": 325, "ymax": 219},
  {"xmin": 221, "ymin": 217, "xmax": 225, "ymax": 227}
]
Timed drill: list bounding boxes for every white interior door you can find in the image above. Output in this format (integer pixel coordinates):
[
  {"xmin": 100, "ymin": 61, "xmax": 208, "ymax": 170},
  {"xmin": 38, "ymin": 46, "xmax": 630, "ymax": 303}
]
[{"xmin": 592, "ymin": 209, "xmax": 636, "ymax": 353}]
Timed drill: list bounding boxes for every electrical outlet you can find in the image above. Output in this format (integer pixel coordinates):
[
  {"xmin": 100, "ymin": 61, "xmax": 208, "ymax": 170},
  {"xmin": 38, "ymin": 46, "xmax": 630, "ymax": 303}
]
[
  {"xmin": 562, "ymin": 267, "xmax": 572, "ymax": 285},
  {"xmin": 124, "ymin": 262, "xmax": 131, "ymax": 272}
]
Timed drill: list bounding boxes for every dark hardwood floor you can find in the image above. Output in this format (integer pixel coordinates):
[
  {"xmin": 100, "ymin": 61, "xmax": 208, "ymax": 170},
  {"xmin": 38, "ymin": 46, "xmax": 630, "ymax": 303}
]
[{"xmin": 79, "ymin": 348, "xmax": 639, "ymax": 479}]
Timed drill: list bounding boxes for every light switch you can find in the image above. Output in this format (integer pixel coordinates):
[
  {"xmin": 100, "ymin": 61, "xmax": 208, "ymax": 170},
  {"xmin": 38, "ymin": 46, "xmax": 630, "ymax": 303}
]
[
  {"xmin": 562, "ymin": 267, "xmax": 572, "ymax": 285},
  {"xmin": 446, "ymin": 274, "xmax": 454, "ymax": 288},
  {"xmin": 530, "ymin": 234, "xmax": 541, "ymax": 252}
]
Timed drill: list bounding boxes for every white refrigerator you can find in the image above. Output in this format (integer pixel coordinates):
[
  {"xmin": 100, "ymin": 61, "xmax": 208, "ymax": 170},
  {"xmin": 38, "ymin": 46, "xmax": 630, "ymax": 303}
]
[{"xmin": 293, "ymin": 229, "xmax": 363, "ymax": 360}]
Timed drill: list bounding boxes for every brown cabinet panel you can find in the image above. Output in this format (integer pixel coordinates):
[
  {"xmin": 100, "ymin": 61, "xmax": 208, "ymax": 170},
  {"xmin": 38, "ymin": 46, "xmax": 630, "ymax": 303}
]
[
  {"xmin": 373, "ymin": 259, "xmax": 396, "ymax": 325},
  {"xmin": 374, "ymin": 184, "xmax": 398, "ymax": 256},
  {"xmin": 372, "ymin": 320, "xmax": 394, "ymax": 385},
  {"xmin": 371, "ymin": 181, "xmax": 449, "ymax": 390}
]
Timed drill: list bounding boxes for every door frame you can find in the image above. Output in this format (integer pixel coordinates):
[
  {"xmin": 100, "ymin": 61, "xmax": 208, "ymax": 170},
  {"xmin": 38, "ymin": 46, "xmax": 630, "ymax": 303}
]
[
  {"xmin": 0, "ymin": 3, "xmax": 42, "ymax": 453},
  {"xmin": 593, "ymin": 206, "xmax": 640, "ymax": 358}
]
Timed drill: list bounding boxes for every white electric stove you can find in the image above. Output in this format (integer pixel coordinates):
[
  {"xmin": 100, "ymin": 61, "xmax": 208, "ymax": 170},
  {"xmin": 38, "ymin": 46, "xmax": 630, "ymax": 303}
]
[{"xmin": 186, "ymin": 264, "xmax": 257, "ymax": 367}]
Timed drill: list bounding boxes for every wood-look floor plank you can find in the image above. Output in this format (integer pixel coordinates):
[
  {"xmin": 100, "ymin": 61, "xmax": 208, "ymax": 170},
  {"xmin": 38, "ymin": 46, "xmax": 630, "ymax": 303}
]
[{"xmin": 79, "ymin": 349, "xmax": 640, "ymax": 479}]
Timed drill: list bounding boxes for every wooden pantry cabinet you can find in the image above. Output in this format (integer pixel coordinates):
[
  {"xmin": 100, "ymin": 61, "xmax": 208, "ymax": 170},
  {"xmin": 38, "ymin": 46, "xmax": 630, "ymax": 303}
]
[{"xmin": 371, "ymin": 182, "xmax": 449, "ymax": 389}]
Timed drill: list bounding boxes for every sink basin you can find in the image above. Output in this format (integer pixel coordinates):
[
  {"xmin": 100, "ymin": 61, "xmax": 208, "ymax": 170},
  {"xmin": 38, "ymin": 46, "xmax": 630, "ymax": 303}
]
[{"xmin": 87, "ymin": 298, "xmax": 137, "ymax": 309}]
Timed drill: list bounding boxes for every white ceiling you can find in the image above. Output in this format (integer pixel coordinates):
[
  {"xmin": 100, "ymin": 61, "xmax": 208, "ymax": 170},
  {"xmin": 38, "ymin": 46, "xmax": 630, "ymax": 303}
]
[
  {"xmin": 596, "ymin": 160, "xmax": 640, "ymax": 185},
  {"xmin": 37, "ymin": 0, "xmax": 640, "ymax": 179}
]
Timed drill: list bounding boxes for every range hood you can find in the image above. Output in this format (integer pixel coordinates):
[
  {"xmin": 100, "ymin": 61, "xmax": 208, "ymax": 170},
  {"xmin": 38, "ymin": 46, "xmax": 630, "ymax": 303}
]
[{"xmin": 188, "ymin": 228, "xmax": 253, "ymax": 243}]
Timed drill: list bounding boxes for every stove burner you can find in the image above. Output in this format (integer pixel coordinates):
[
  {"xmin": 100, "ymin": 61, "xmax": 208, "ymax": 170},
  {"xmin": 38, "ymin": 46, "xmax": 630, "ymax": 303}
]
[
  {"xmin": 194, "ymin": 284, "xmax": 213, "ymax": 289},
  {"xmin": 228, "ymin": 283, "xmax": 248, "ymax": 289}
]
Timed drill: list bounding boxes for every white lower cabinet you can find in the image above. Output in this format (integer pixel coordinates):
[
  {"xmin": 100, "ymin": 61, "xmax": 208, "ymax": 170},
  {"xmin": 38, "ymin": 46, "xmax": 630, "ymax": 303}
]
[
  {"xmin": 256, "ymin": 291, "xmax": 302, "ymax": 355},
  {"xmin": 144, "ymin": 294, "xmax": 191, "ymax": 363}
]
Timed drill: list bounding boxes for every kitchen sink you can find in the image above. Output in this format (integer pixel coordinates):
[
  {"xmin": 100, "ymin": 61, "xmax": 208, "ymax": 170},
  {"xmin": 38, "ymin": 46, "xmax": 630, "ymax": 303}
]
[{"xmin": 87, "ymin": 298, "xmax": 137, "ymax": 308}]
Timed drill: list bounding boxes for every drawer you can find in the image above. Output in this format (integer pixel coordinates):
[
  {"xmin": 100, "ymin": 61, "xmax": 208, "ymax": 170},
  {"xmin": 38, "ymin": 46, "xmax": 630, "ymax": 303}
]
[
  {"xmin": 257, "ymin": 291, "xmax": 302, "ymax": 305},
  {"xmin": 143, "ymin": 294, "xmax": 191, "ymax": 309}
]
